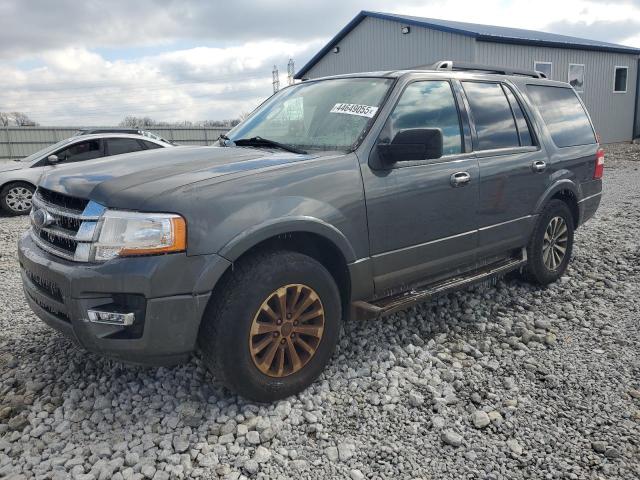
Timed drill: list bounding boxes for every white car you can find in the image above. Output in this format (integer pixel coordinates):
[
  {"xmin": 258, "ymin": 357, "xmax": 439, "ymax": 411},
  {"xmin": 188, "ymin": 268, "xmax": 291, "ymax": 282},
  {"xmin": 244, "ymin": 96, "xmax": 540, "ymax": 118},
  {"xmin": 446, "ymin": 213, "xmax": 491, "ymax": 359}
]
[{"xmin": 0, "ymin": 132, "xmax": 173, "ymax": 215}]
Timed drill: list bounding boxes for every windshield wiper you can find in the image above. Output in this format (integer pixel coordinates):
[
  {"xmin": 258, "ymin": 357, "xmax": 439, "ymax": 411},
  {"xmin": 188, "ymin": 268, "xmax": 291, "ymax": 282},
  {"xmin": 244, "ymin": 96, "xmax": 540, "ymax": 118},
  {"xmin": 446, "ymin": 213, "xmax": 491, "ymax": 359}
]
[{"xmin": 232, "ymin": 136, "xmax": 307, "ymax": 155}]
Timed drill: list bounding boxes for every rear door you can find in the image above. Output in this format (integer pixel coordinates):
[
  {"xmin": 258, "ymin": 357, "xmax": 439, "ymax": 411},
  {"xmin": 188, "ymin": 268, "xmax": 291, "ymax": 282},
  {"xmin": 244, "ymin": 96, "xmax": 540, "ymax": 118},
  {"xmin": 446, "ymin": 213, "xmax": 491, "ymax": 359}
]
[
  {"xmin": 361, "ymin": 78, "xmax": 479, "ymax": 294},
  {"xmin": 461, "ymin": 80, "xmax": 547, "ymax": 260},
  {"xmin": 104, "ymin": 137, "xmax": 146, "ymax": 157}
]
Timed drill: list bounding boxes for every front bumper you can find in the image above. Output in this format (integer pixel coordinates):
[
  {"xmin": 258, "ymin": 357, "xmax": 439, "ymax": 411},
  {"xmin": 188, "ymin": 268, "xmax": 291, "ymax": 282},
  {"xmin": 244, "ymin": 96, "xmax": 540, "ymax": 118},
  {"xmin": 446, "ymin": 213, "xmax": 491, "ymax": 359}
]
[{"xmin": 18, "ymin": 232, "xmax": 231, "ymax": 366}]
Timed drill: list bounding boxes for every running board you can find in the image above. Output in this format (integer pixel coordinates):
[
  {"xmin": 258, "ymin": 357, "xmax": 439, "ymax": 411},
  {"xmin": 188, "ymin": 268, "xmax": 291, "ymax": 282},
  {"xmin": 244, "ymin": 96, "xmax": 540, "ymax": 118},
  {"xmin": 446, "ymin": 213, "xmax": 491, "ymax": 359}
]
[{"xmin": 351, "ymin": 249, "xmax": 527, "ymax": 320}]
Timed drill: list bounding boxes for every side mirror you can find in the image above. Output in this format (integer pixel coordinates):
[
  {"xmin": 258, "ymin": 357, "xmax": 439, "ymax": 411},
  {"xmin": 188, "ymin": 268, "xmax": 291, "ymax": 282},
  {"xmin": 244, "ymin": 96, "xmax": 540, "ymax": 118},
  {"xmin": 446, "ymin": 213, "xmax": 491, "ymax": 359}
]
[
  {"xmin": 378, "ymin": 128, "xmax": 443, "ymax": 164},
  {"xmin": 47, "ymin": 154, "xmax": 59, "ymax": 164}
]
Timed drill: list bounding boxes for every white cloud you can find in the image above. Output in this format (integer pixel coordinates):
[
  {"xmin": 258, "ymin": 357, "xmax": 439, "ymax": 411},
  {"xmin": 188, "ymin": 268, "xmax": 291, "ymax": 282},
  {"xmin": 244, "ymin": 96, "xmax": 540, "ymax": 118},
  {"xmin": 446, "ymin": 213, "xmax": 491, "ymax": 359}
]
[
  {"xmin": 1, "ymin": 0, "xmax": 638, "ymax": 126},
  {"xmin": 0, "ymin": 40, "xmax": 322, "ymax": 125}
]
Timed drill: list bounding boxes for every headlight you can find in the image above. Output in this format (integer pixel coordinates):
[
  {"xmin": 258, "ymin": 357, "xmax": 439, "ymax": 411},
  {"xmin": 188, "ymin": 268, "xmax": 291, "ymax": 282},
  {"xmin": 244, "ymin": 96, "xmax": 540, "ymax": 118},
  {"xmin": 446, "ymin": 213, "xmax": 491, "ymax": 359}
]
[{"xmin": 93, "ymin": 210, "xmax": 186, "ymax": 261}]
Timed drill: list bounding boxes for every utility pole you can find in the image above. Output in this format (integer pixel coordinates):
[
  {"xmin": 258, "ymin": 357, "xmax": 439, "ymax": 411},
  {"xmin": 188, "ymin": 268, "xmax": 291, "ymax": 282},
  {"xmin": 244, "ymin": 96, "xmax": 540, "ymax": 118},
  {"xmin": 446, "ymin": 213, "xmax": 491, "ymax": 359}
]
[
  {"xmin": 287, "ymin": 58, "xmax": 295, "ymax": 86},
  {"xmin": 272, "ymin": 65, "xmax": 280, "ymax": 93}
]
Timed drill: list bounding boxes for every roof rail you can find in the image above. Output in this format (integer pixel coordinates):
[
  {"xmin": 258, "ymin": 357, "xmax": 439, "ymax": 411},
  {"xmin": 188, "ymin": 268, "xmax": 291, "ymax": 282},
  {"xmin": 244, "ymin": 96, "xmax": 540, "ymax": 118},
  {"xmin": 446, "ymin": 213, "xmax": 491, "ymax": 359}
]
[{"xmin": 420, "ymin": 60, "xmax": 546, "ymax": 79}]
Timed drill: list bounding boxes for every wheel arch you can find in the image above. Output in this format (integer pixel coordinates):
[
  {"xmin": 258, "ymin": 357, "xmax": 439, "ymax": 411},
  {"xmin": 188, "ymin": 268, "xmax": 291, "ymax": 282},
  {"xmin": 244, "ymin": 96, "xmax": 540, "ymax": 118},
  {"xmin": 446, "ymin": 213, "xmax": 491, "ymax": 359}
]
[
  {"xmin": 210, "ymin": 219, "xmax": 356, "ymax": 317},
  {"xmin": 218, "ymin": 217, "xmax": 357, "ymax": 264},
  {"xmin": 534, "ymin": 180, "xmax": 580, "ymax": 228},
  {"xmin": 1, "ymin": 179, "xmax": 36, "ymax": 192}
]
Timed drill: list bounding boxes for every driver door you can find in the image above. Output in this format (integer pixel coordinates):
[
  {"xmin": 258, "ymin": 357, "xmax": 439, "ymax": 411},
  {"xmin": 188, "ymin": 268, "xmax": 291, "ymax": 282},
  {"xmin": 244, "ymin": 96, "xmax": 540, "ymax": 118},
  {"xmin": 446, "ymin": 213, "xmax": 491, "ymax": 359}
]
[
  {"xmin": 361, "ymin": 79, "xmax": 479, "ymax": 294},
  {"xmin": 55, "ymin": 139, "xmax": 105, "ymax": 163}
]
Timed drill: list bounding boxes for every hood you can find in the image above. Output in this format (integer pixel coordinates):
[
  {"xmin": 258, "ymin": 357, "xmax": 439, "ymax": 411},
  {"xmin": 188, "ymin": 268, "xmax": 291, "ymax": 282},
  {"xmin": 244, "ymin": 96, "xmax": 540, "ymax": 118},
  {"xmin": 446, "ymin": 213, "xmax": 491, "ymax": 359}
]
[
  {"xmin": 0, "ymin": 161, "xmax": 26, "ymax": 173},
  {"xmin": 39, "ymin": 145, "xmax": 317, "ymax": 207}
]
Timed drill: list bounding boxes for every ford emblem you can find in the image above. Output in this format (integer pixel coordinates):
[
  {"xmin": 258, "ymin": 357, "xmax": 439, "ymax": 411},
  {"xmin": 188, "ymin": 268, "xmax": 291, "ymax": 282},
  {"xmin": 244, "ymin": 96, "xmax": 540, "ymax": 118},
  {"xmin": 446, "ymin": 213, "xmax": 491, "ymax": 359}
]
[{"xmin": 32, "ymin": 209, "xmax": 55, "ymax": 229}]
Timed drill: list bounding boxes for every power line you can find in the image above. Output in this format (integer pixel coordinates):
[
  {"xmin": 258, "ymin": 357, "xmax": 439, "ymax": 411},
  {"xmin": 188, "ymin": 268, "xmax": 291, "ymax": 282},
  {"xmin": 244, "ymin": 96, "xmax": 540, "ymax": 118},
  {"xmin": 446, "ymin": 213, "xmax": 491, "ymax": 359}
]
[
  {"xmin": 1, "ymin": 70, "xmax": 271, "ymax": 93},
  {"xmin": 0, "ymin": 89, "xmax": 269, "ymax": 118},
  {"xmin": 0, "ymin": 74, "xmax": 272, "ymax": 107}
]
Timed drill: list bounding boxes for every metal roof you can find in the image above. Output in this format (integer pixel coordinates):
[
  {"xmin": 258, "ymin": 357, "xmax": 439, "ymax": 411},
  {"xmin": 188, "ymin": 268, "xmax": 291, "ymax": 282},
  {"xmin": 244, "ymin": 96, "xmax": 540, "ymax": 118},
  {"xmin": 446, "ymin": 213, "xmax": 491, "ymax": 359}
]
[{"xmin": 295, "ymin": 10, "xmax": 640, "ymax": 79}]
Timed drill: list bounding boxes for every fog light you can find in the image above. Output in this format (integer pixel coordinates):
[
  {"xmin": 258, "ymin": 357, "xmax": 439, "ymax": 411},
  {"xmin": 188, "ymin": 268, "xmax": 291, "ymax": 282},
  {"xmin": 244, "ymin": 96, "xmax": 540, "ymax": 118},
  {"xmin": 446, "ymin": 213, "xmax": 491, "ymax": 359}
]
[{"xmin": 87, "ymin": 309, "xmax": 135, "ymax": 326}]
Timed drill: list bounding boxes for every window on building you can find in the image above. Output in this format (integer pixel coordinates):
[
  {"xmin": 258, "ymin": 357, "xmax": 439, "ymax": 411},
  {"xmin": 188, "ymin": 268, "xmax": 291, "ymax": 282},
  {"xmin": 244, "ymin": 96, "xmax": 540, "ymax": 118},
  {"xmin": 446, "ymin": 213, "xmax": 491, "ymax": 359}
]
[
  {"xmin": 106, "ymin": 138, "xmax": 145, "ymax": 156},
  {"xmin": 614, "ymin": 67, "xmax": 628, "ymax": 93},
  {"xmin": 526, "ymin": 85, "xmax": 596, "ymax": 148},
  {"xmin": 568, "ymin": 64, "xmax": 585, "ymax": 92},
  {"xmin": 534, "ymin": 62, "xmax": 552, "ymax": 79},
  {"xmin": 462, "ymin": 81, "xmax": 520, "ymax": 151},
  {"xmin": 501, "ymin": 85, "xmax": 534, "ymax": 146},
  {"xmin": 56, "ymin": 140, "xmax": 102, "ymax": 163},
  {"xmin": 384, "ymin": 80, "xmax": 463, "ymax": 155}
]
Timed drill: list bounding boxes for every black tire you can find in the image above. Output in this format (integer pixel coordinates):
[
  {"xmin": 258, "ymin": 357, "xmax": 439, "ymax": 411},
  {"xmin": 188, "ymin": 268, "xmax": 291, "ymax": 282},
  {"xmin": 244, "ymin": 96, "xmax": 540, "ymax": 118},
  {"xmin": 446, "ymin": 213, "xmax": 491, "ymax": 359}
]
[
  {"xmin": 198, "ymin": 249, "xmax": 342, "ymax": 402},
  {"xmin": 523, "ymin": 199, "xmax": 575, "ymax": 285},
  {"xmin": 1, "ymin": 182, "xmax": 35, "ymax": 216}
]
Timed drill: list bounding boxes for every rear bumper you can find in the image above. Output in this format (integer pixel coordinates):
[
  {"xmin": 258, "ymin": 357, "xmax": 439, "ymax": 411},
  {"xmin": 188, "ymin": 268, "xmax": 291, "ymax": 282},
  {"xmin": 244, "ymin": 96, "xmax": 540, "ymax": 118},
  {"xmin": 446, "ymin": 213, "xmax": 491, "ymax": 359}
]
[
  {"xmin": 18, "ymin": 232, "xmax": 230, "ymax": 366},
  {"xmin": 578, "ymin": 191, "xmax": 602, "ymax": 226}
]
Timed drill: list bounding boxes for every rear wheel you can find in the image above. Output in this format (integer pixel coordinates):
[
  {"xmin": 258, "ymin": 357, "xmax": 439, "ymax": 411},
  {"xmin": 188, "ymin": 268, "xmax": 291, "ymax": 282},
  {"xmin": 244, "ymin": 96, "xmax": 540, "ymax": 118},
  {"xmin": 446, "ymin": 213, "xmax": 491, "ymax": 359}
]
[
  {"xmin": 1, "ymin": 182, "xmax": 35, "ymax": 216},
  {"xmin": 524, "ymin": 199, "xmax": 574, "ymax": 285},
  {"xmin": 198, "ymin": 250, "xmax": 341, "ymax": 402}
]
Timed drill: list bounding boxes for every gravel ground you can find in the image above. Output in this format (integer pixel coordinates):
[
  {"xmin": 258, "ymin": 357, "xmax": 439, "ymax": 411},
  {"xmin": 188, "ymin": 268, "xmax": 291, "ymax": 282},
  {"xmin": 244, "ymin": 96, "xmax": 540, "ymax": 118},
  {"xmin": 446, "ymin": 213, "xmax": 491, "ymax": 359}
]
[{"xmin": 1, "ymin": 144, "xmax": 639, "ymax": 480}]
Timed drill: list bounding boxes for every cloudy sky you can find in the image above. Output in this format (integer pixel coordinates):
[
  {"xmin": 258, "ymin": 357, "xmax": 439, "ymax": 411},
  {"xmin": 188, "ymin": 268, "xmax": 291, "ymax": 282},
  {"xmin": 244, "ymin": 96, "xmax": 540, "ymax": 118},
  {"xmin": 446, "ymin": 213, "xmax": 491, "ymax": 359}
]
[{"xmin": 1, "ymin": 0, "xmax": 639, "ymax": 126}]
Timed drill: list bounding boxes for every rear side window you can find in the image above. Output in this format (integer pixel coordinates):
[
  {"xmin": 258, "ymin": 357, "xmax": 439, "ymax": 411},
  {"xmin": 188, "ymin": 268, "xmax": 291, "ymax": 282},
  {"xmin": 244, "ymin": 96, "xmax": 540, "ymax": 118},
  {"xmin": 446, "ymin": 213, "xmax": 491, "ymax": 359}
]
[
  {"xmin": 107, "ymin": 138, "xmax": 145, "ymax": 156},
  {"xmin": 142, "ymin": 141, "xmax": 163, "ymax": 150},
  {"xmin": 526, "ymin": 85, "xmax": 596, "ymax": 147},
  {"xmin": 502, "ymin": 86, "xmax": 533, "ymax": 146},
  {"xmin": 462, "ymin": 82, "xmax": 520, "ymax": 150},
  {"xmin": 385, "ymin": 80, "xmax": 463, "ymax": 155}
]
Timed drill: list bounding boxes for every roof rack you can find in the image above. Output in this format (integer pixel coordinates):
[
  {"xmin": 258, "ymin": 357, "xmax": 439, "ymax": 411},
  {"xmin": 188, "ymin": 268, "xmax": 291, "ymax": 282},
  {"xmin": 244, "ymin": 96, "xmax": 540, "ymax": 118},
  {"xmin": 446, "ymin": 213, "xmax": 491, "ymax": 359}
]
[{"xmin": 416, "ymin": 60, "xmax": 547, "ymax": 79}]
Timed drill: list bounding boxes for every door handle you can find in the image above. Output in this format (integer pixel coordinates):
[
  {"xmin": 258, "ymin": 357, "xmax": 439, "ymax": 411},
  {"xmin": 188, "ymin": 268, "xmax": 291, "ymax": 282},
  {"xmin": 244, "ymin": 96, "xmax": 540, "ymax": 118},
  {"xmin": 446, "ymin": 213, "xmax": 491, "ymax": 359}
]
[
  {"xmin": 531, "ymin": 160, "xmax": 547, "ymax": 173},
  {"xmin": 450, "ymin": 171, "xmax": 471, "ymax": 187}
]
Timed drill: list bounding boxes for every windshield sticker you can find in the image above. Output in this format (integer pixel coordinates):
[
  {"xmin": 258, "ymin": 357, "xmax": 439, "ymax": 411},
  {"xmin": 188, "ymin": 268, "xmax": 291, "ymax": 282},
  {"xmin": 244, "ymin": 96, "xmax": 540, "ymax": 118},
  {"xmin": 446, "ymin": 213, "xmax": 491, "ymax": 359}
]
[{"xmin": 330, "ymin": 103, "xmax": 379, "ymax": 118}]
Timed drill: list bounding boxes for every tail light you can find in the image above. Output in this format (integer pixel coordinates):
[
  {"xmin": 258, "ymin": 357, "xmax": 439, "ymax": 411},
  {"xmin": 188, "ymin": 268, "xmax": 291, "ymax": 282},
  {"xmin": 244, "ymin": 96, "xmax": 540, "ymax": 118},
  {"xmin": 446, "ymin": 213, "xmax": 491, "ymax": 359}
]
[{"xmin": 594, "ymin": 148, "xmax": 604, "ymax": 179}]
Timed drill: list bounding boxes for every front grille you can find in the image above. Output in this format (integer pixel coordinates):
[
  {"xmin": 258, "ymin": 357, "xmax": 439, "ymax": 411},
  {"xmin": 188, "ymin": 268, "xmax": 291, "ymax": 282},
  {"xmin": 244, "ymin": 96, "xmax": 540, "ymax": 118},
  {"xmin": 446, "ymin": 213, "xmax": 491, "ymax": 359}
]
[
  {"xmin": 23, "ymin": 267, "xmax": 63, "ymax": 302},
  {"xmin": 24, "ymin": 288, "xmax": 70, "ymax": 322},
  {"xmin": 30, "ymin": 188, "xmax": 105, "ymax": 262},
  {"xmin": 38, "ymin": 188, "xmax": 89, "ymax": 212}
]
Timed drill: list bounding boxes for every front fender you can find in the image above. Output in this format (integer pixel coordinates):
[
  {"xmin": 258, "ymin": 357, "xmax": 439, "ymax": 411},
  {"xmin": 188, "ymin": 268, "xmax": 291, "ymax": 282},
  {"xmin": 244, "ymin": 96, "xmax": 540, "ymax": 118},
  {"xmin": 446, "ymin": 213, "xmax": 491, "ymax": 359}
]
[{"xmin": 218, "ymin": 215, "xmax": 357, "ymax": 263}]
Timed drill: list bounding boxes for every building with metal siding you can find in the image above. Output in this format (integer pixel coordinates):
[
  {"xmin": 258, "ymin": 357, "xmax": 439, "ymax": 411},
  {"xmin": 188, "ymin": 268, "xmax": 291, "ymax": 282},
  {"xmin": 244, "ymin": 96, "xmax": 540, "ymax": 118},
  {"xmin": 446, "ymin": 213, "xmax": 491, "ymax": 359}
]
[{"xmin": 295, "ymin": 11, "xmax": 640, "ymax": 143}]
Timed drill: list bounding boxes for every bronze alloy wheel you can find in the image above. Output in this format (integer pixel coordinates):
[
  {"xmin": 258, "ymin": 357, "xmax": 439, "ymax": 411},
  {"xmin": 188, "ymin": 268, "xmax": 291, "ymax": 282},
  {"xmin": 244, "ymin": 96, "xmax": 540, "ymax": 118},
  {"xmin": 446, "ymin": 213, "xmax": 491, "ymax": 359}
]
[
  {"xmin": 542, "ymin": 216, "xmax": 569, "ymax": 271},
  {"xmin": 249, "ymin": 283, "xmax": 325, "ymax": 378}
]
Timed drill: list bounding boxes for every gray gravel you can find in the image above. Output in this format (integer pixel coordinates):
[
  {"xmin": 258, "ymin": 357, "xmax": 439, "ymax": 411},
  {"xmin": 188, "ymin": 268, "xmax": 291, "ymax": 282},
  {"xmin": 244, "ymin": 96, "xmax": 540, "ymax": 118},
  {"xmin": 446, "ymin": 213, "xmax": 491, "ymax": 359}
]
[{"xmin": 1, "ymin": 143, "xmax": 639, "ymax": 479}]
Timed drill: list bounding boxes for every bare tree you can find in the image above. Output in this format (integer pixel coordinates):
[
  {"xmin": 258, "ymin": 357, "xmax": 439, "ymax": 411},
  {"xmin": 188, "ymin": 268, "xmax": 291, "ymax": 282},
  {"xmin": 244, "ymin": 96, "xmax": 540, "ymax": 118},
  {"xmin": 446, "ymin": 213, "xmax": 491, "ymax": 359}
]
[
  {"xmin": 120, "ymin": 116, "xmax": 243, "ymax": 128},
  {"xmin": 0, "ymin": 111, "xmax": 38, "ymax": 126},
  {"xmin": 119, "ymin": 115, "xmax": 157, "ymax": 128}
]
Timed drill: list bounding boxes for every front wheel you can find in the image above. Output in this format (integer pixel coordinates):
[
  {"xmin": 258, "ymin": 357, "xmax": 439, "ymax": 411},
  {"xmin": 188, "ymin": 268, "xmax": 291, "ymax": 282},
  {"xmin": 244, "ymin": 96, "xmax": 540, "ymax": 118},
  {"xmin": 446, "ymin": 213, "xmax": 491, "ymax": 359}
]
[
  {"xmin": 523, "ymin": 199, "xmax": 575, "ymax": 285},
  {"xmin": 198, "ymin": 250, "xmax": 342, "ymax": 402},
  {"xmin": 1, "ymin": 182, "xmax": 35, "ymax": 216}
]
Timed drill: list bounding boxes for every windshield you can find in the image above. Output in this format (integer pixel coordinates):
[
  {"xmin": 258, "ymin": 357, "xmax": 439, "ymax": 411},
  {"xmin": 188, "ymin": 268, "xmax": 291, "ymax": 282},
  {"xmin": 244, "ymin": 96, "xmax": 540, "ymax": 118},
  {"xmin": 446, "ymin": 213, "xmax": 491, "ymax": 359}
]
[
  {"xmin": 226, "ymin": 77, "xmax": 394, "ymax": 152},
  {"xmin": 16, "ymin": 137, "xmax": 75, "ymax": 163}
]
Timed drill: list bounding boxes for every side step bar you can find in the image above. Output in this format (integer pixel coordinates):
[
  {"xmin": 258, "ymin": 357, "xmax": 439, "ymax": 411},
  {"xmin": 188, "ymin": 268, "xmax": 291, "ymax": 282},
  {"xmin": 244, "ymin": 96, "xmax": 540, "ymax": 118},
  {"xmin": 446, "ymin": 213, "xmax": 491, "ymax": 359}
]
[{"xmin": 351, "ymin": 249, "xmax": 527, "ymax": 320}]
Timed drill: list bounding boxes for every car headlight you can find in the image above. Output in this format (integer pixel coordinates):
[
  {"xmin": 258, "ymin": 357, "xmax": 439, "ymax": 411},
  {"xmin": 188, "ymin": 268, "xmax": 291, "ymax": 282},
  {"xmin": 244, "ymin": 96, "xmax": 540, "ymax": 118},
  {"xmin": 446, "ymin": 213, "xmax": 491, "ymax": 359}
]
[{"xmin": 93, "ymin": 210, "xmax": 186, "ymax": 261}]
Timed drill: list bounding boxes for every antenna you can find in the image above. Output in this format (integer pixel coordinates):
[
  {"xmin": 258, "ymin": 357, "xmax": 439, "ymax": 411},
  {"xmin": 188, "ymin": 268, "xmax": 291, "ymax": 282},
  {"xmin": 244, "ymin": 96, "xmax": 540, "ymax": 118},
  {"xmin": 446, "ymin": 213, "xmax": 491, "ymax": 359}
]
[
  {"xmin": 272, "ymin": 65, "xmax": 280, "ymax": 93},
  {"xmin": 287, "ymin": 58, "xmax": 295, "ymax": 86}
]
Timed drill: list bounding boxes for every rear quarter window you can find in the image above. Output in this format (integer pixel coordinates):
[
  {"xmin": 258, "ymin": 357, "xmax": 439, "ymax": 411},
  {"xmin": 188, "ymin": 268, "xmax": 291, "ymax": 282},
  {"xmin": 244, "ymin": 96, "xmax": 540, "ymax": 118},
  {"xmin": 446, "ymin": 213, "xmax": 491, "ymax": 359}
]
[{"xmin": 526, "ymin": 85, "xmax": 596, "ymax": 148}]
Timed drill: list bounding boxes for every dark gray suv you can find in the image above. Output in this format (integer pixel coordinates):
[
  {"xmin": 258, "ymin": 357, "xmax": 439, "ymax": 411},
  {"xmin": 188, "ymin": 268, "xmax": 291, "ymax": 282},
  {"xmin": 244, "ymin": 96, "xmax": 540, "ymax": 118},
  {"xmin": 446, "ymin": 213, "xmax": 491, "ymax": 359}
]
[{"xmin": 18, "ymin": 62, "xmax": 603, "ymax": 401}]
